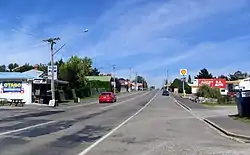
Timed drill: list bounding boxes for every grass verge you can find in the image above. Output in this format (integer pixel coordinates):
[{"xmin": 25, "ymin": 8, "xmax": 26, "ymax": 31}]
[
  {"xmin": 202, "ymin": 102, "xmax": 236, "ymax": 107},
  {"xmin": 230, "ymin": 115, "xmax": 250, "ymax": 124}
]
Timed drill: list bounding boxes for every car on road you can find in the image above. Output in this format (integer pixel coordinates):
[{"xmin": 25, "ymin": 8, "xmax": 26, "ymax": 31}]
[
  {"xmin": 99, "ymin": 92, "xmax": 117, "ymax": 103},
  {"xmin": 162, "ymin": 90, "xmax": 169, "ymax": 96}
]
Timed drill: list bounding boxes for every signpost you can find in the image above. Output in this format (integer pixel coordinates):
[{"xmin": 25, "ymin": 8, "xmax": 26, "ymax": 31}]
[
  {"xmin": 180, "ymin": 69, "xmax": 188, "ymax": 97},
  {"xmin": 47, "ymin": 66, "xmax": 58, "ymax": 80}
]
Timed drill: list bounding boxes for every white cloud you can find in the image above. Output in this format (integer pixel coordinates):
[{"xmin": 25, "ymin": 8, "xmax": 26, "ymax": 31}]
[
  {"xmin": 0, "ymin": 0, "xmax": 249, "ymax": 87},
  {"xmin": 81, "ymin": 0, "xmax": 247, "ymax": 59}
]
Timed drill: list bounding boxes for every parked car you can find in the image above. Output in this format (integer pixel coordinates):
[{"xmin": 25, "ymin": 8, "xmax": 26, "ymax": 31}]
[
  {"xmin": 162, "ymin": 90, "xmax": 169, "ymax": 96},
  {"xmin": 227, "ymin": 89, "xmax": 239, "ymax": 97},
  {"xmin": 99, "ymin": 92, "xmax": 117, "ymax": 103}
]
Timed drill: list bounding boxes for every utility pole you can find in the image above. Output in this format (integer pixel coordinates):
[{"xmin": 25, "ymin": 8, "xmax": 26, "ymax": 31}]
[
  {"xmin": 166, "ymin": 69, "xmax": 169, "ymax": 90},
  {"xmin": 135, "ymin": 72, "xmax": 138, "ymax": 91},
  {"xmin": 43, "ymin": 37, "xmax": 60, "ymax": 106},
  {"xmin": 129, "ymin": 67, "xmax": 132, "ymax": 92},
  {"xmin": 112, "ymin": 65, "xmax": 116, "ymax": 94}
]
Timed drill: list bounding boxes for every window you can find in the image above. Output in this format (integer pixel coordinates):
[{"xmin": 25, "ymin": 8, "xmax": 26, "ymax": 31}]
[{"xmin": 101, "ymin": 92, "xmax": 112, "ymax": 95}]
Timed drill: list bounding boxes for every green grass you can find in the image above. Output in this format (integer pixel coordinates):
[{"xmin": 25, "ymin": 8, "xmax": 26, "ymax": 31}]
[
  {"xmin": 231, "ymin": 115, "xmax": 250, "ymax": 124},
  {"xmin": 80, "ymin": 94, "xmax": 99, "ymax": 100},
  {"xmin": 202, "ymin": 102, "xmax": 236, "ymax": 107}
]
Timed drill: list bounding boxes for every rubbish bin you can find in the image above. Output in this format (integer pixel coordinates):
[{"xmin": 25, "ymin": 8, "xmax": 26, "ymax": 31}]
[{"xmin": 236, "ymin": 90, "xmax": 250, "ymax": 117}]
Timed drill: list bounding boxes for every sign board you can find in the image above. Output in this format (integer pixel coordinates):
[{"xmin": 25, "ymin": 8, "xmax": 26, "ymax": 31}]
[
  {"xmin": 2, "ymin": 82, "xmax": 22, "ymax": 93},
  {"xmin": 49, "ymin": 100, "xmax": 55, "ymax": 107},
  {"xmin": 47, "ymin": 66, "xmax": 57, "ymax": 80},
  {"xmin": 198, "ymin": 78, "xmax": 226, "ymax": 88},
  {"xmin": 33, "ymin": 79, "xmax": 47, "ymax": 84},
  {"xmin": 180, "ymin": 69, "xmax": 187, "ymax": 76}
]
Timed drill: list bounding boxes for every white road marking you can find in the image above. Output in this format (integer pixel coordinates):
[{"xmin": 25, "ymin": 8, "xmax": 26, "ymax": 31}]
[
  {"xmin": 0, "ymin": 92, "xmax": 151, "ymax": 137},
  {"xmin": 101, "ymin": 91, "xmax": 152, "ymax": 110},
  {"xmin": 0, "ymin": 120, "xmax": 56, "ymax": 136},
  {"xmin": 171, "ymin": 96, "xmax": 245, "ymax": 143},
  {"xmin": 77, "ymin": 91, "xmax": 159, "ymax": 155}
]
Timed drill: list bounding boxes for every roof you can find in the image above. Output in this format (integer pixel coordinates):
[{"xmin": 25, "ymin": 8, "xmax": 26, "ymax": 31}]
[
  {"xmin": 0, "ymin": 69, "xmax": 43, "ymax": 80},
  {"xmin": 226, "ymin": 80, "xmax": 240, "ymax": 84},
  {"xmin": 85, "ymin": 76, "xmax": 111, "ymax": 82},
  {"xmin": 0, "ymin": 72, "xmax": 34, "ymax": 79},
  {"xmin": 22, "ymin": 69, "xmax": 43, "ymax": 78}
]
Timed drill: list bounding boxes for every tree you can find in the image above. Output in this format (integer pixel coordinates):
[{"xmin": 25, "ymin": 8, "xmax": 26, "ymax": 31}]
[
  {"xmin": 197, "ymin": 85, "xmax": 221, "ymax": 99},
  {"xmin": 188, "ymin": 75, "xmax": 192, "ymax": 83},
  {"xmin": 8, "ymin": 63, "xmax": 19, "ymax": 71},
  {"xmin": 58, "ymin": 56, "xmax": 93, "ymax": 88},
  {"xmin": 134, "ymin": 75, "xmax": 148, "ymax": 88},
  {"xmin": 0, "ymin": 65, "xmax": 6, "ymax": 72},
  {"xmin": 218, "ymin": 75, "xmax": 229, "ymax": 80},
  {"xmin": 90, "ymin": 67, "xmax": 100, "ymax": 76},
  {"xmin": 195, "ymin": 68, "xmax": 213, "ymax": 79},
  {"xmin": 229, "ymin": 71, "xmax": 248, "ymax": 81},
  {"xmin": 14, "ymin": 63, "xmax": 33, "ymax": 72},
  {"xmin": 170, "ymin": 78, "xmax": 191, "ymax": 94}
]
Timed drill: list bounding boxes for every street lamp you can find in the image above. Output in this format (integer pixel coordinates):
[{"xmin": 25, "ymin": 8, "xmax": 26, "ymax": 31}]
[{"xmin": 82, "ymin": 29, "xmax": 88, "ymax": 32}]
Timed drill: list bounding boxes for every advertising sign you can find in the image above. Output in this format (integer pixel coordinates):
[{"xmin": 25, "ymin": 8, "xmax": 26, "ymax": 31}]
[
  {"xmin": 2, "ymin": 81, "xmax": 22, "ymax": 93},
  {"xmin": 198, "ymin": 79, "xmax": 226, "ymax": 88},
  {"xmin": 180, "ymin": 69, "xmax": 187, "ymax": 76}
]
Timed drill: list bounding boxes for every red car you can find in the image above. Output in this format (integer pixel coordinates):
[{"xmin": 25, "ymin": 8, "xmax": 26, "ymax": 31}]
[{"xmin": 99, "ymin": 92, "xmax": 117, "ymax": 103}]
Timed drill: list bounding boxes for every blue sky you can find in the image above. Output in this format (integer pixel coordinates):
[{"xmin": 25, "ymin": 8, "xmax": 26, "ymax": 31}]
[{"xmin": 0, "ymin": 0, "xmax": 250, "ymax": 87}]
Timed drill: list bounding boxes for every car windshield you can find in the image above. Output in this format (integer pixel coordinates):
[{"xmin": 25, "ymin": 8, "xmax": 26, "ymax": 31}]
[{"xmin": 101, "ymin": 92, "xmax": 111, "ymax": 95}]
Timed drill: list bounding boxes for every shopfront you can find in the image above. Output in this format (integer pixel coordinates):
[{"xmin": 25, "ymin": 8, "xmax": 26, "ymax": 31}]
[{"xmin": 0, "ymin": 79, "xmax": 33, "ymax": 104}]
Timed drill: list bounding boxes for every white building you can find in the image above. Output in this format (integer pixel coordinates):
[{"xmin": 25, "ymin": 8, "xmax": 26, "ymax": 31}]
[
  {"xmin": 188, "ymin": 79, "xmax": 240, "ymax": 95},
  {"xmin": 0, "ymin": 69, "xmax": 68, "ymax": 105}
]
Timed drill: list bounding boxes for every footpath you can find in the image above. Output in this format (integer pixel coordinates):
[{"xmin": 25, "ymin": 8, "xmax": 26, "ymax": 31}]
[{"xmin": 173, "ymin": 94, "xmax": 250, "ymax": 142}]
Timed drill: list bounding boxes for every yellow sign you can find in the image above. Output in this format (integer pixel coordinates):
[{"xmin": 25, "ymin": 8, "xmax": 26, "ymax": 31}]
[{"xmin": 180, "ymin": 69, "xmax": 187, "ymax": 76}]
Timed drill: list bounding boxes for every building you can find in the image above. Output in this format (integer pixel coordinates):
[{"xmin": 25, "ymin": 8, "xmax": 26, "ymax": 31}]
[
  {"xmin": 0, "ymin": 69, "xmax": 68, "ymax": 105},
  {"xmin": 189, "ymin": 78, "xmax": 227, "ymax": 95}
]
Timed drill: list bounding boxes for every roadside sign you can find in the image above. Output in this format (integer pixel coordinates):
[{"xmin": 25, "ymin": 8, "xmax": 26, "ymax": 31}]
[
  {"xmin": 180, "ymin": 69, "xmax": 187, "ymax": 76},
  {"xmin": 48, "ymin": 66, "xmax": 57, "ymax": 80}
]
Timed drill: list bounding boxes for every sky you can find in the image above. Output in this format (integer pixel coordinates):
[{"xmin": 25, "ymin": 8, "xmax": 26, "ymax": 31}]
[{"xmin": 0, "ymin": 0, "xmax": 250, "ymax": 88}]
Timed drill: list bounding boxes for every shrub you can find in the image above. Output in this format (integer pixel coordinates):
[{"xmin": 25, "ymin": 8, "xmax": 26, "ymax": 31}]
[{"xmin": 196, "ymin": 85, "xmax": 221, "ymax": 99}]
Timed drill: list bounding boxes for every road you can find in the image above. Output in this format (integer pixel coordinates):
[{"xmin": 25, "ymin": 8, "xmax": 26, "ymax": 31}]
[
  {"xmin": 0, "ymin": 91, "xmax": 156, "ymax": 155},
  {"xmin": 1, "ymin": 91, "xmax": 250, "ymax": 155},
  {"xmin": 82, "ymin": 93, "xmax": 250, "ymax": 155}
]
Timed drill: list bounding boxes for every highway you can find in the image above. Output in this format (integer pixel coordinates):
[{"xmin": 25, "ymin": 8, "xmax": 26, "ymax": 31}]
[
  {"xmin": 0, "ymin": 91, "xmax": 156, "ymax": 155},
  {"xmin": 1, "ymin": 90, "xmax": 250, "ymax": 155}
]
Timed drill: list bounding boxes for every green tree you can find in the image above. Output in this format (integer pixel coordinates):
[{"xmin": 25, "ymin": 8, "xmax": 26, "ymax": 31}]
[
  {"xmin": 218, "ymin": 75, "xmax": 229, "ymax": 80},
  {"xmin": 0, "ymin": 65, "xmax": 6, "ymax": 72},
  {"xmin": 14, "ymin": 63, "xmax": 33, "ymax": 72},
  {"xmin": 90, "ymin": 67, "xmax": 100, "ymax": 76},
  {"xmin": 196, "ymin": 85, "xmax": 221, "ymax": 99},
  {"xmin": 58, "ymin": 56, "xmax": 92, "ymax": 88},
  {"xmin": 195, "ymin": 68, "xmax": 213, "ymax": 79},
  {"xmin": 170, "ymin": 78, "xmax": 191, "ymax": 94},
  {"xmin": 8, "ymin": 63, "xmax": 19, "ymax": 71},
  {"xmin": 229, "ymin": 71, "xmax": 248, "ymax": 81},
  {"xmin": 188, "ymin": 75, "xmax": 192, "ymax": 83},
  {"xmin": 134, "ymin": 75, "xmax": 148, "ymax": 88}
]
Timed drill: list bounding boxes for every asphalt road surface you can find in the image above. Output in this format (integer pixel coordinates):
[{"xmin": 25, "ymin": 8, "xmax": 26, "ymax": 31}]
[
  {"xmin": 1, "ymin": 91, "xmax": 250, "ymax": 155},
  {"xmin": 0, "ymin": 91, "xmax": 156, "ymax": 155},
  {"xmin": 82, "ymin": 92, "xmax": 250, "ymax": 155}
]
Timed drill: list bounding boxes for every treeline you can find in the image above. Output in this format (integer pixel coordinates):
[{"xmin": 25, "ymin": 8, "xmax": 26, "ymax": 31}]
[
  {"xmin": 168, "ymin": 68, "xmax": 249, "ymax": 94},
  {"xmin": 1, "ymin": 56, "xmax": 148, "ymax": 97}
]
